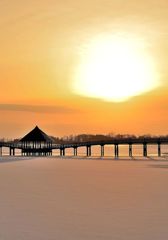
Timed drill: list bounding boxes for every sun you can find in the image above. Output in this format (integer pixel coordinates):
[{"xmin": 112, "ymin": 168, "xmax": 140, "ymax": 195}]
[{"xmin": 72, "ymin": 34, "xmax": 160, "ymax": 102}]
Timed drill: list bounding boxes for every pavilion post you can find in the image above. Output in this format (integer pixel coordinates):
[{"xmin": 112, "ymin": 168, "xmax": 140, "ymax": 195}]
[{"xmin": 9, "ymin": 147, "xmax": 12, "ymax": 156}]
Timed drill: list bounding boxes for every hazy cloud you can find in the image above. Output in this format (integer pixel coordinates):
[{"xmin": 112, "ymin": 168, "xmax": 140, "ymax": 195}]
[{"xmin": 0, "ymin": 104, "xmax": 78, "ymax": 114}]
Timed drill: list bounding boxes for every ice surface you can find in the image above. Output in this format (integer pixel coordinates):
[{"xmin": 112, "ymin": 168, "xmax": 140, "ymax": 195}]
[{"xmin": 0, "ymin": 156, "xmax": 168, "ymax": 240}]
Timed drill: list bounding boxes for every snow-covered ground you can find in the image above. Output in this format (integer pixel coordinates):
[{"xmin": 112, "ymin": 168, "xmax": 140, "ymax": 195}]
[{"xmin": 0, "ymin": 156, "xmax": 168, "ymax": 240}]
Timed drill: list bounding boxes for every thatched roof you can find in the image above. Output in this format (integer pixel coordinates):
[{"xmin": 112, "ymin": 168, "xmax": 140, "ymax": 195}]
[{"xmin": 20, "ymin": 126, "xmax": 53, "ymax": 142}]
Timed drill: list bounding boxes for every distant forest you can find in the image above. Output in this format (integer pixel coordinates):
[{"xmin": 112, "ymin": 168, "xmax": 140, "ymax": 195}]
[{"xmin": 50, "ymin": 133, "xmax": 168, "ymax": 144}]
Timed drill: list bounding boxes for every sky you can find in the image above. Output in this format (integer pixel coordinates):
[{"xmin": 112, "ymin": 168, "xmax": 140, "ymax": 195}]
[{"xmin": 1, "ymin": 0, "xmax": 168, "ymax": 138}]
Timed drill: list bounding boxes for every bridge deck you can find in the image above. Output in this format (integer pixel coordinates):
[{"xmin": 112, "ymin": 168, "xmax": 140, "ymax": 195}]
[{"xmin": 0, "ymin": 137, "xmax": 168, "ymax": 150}]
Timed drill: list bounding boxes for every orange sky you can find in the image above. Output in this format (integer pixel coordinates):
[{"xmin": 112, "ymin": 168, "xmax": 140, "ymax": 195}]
[{"xmin": 1, "ymin": 0, "xmax": 168, "ymax": 138}]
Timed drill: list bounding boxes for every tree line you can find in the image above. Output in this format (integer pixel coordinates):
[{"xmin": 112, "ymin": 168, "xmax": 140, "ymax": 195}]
[
  {"xmin": 1, "ymin": 133, "xmax": 168, "ymax": 144},
  {"xmin": 50, "ymin": 133, "xmax": 168, "ymax": 144}
]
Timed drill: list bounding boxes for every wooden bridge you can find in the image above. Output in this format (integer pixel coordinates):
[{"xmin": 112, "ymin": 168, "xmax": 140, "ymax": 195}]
[{"xmin": 0, "ymin": 136, "xmax": 168, "ymax": 157}]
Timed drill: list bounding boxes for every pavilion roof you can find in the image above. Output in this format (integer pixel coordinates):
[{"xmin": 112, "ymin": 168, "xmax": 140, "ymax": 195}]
[{"xmin": 20, "ymin": 126, "xmax": 53, "ymax": 142}]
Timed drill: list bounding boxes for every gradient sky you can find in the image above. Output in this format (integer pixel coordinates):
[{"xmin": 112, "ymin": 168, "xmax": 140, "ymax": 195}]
[{"xmin": 1, "ymin": 0, "xmax": 168, "ymax": 138}]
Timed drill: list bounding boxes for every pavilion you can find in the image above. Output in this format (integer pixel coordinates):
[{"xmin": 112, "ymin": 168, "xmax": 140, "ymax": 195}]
[{"xmin": 20, "ymin": 126, "xmax": 53, "ymax": 156}]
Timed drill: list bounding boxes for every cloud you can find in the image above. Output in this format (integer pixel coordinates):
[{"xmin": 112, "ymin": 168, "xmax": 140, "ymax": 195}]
[{"xmin": 0, "ymin": 104, "xmax": 78, "ymax": 114}]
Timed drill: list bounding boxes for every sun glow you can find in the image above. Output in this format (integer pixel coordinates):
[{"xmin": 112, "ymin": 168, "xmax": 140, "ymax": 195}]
[{"xmin": 72, "ymin": 34, "xmax": 160, "ymax": 102}]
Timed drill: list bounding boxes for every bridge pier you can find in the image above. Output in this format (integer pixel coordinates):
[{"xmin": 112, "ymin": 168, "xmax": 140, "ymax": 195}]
[
  {"xmin": 143, "ymin": 143, "xmax": 147, "ymax": 157},
  {"xmin": 129, "ymin": 144, "xmax": 132, "ymax": 157},
  {"xmin": 86, "ymin": 146, "xmax": 91, "ymax": 157},
  {"xmin": 158, "ymin": 143, "xmax": 161, "ymax": 157},
  {"xmin": 87, "ymin": 146, "xmax": 89, "ymax": 157},
  {"xmin": 60, "ymin": 148, "xmax": 65, "ymax": 156},
  {"xmin": 101, "ymin": 145, "xmax": 104, "ymax": 157},
  {"xmin": 74, "ymin": 147, "xmax": 78, "ymax": 156},
  {"xmin": 114, "ymin": 144, "xmax": 119, "ymax": 158},
  {"xmin": 89, "ymin": 146, "xmax": 91, "ymax": 156},
  {"xmin": 9, "ymin": 147, "xmax": 15, "ymax": 156}
]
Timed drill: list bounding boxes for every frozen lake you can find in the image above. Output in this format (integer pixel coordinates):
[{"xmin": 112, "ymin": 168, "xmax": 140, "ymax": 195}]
[{"xmin": 0, "ymin": 156, "xmax": 168, "ymax": 239}]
